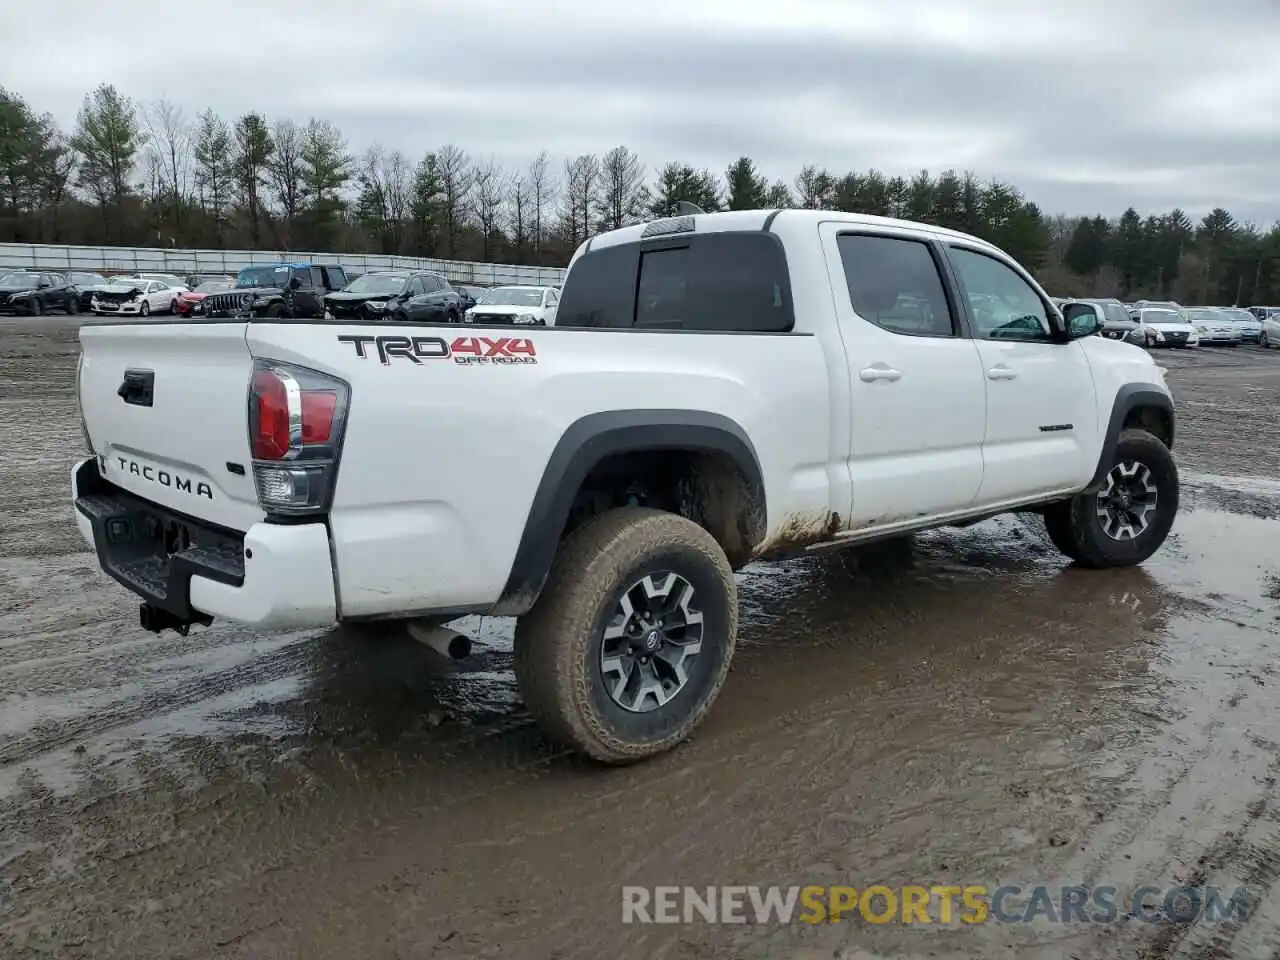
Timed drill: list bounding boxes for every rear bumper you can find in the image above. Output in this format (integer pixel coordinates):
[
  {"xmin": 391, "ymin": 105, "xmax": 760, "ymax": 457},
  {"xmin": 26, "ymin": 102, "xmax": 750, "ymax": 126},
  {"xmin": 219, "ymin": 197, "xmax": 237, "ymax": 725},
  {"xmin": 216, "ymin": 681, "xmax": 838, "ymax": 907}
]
[{"xmin": 72, "ymin": 457, "xmax": 337, "ymax": 629}]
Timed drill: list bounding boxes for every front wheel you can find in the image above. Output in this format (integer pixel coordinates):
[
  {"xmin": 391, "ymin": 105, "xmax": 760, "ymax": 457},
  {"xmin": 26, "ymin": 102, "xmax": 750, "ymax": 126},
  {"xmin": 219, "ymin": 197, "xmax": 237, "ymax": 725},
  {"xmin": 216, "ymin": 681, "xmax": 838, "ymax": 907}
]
[
  {"xmin": 29, "ymin": 298, "xmax": 42, "ymax": 316},
  {"xmin": 66, "ymin": 296, "xmax": 78, "ymax": 316},
  {"xmin": 1042, "ymin": 428, "xmax": 1178, "ymax": 568},
  {"xmin": 1261, "ymin": 331, "xmax": 1271, "ymax": 349},
  {"xmin": 514, "ymin": 507, "xmax": 737, "ymax": 764},
  {"xmin": 139, "ymin": 301, "xmax": 150, "ymax": 317}
]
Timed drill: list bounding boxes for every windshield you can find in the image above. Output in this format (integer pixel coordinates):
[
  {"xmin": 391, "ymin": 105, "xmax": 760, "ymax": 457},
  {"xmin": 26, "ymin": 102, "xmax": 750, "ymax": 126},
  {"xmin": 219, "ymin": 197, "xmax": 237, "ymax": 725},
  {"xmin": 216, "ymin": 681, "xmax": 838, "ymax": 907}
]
[
  {"xmin": 236, "ymin": 265, "xmax": 292, "ymax": 289},
  {"xmin": 1187, "ymin": 310, "xmax": 1220, "ymax": 321},
  {"xmin": 1220, "ymin": 309, "xmax": 1256, "ymax": 322},
  {"xmin": 343, "ymin": 273, "xmax": 407, "ymax": 295},
  {"xmin": 195, "ymin": 281, "xmax": 233, "ymax": 294},
  {"xmin": 1141, "ymin": 310, "xmax": 1181, "ymax": 324},
  {"xmin": 476, "ymin": 287, "xmax": 544, "ymax": 307},
  {"xmin": 1101, "ymin": 303, "xmax": 1132, "ymax": 325},
  {"xmin": 71, "ymin": 272, "xmax": 107, "ymax": 285},
  {"xmin": 1, "ymin": 272, "xmax": 39, "ymax": 287}
]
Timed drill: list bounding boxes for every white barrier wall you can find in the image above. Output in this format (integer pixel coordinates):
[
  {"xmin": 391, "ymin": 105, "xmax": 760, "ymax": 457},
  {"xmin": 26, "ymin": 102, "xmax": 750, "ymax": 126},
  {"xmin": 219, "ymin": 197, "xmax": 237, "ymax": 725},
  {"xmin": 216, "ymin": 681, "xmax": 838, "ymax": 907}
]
[{"xmin": 0, "ymin": 242, "xmax": 568, "ymax": 287}]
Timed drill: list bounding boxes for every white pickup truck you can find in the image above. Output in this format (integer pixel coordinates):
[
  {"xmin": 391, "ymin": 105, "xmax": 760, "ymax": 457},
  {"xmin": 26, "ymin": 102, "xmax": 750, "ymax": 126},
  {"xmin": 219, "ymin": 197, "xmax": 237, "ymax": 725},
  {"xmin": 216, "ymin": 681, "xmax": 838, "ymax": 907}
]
[{"xmin": 72, "ymin": 209, "xmax": 1178, "ymax": 763}]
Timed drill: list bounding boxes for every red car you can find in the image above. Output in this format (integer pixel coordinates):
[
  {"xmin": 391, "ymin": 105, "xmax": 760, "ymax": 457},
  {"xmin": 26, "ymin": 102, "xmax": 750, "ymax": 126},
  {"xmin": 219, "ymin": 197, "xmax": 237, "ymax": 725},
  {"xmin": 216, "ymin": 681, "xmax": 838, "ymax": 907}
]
[{"xmin": 174, "ymin": 279, "xmax": 235, "ymax": 315}]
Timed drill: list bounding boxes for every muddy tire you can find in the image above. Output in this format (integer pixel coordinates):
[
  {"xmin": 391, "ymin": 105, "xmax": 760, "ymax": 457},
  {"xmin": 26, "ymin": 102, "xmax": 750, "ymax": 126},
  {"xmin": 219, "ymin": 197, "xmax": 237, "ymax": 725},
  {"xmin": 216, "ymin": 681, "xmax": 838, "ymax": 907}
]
[
  {"xmin": 1043, "ymin": 428, "xmax": 1178, "ymax": 568},
  {"xmin": 514, "ymin": 506, "xmax": 737, "ymax": 764}
]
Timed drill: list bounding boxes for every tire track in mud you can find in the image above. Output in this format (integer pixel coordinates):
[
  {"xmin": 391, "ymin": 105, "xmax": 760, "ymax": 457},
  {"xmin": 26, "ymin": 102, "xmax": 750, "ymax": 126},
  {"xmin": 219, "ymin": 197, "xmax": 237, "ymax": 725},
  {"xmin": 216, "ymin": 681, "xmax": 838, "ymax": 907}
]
[{"xmin": 0, "ymin": 633, "xmax": 317, "ymax": 768}]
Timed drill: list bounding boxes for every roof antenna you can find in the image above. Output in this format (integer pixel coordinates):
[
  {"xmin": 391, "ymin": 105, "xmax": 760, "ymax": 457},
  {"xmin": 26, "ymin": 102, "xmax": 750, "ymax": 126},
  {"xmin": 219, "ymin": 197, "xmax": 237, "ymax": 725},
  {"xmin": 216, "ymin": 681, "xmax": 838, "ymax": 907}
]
[{"xmin": 675, "ymin": 201, "xmax": 706, "ymax": 216}]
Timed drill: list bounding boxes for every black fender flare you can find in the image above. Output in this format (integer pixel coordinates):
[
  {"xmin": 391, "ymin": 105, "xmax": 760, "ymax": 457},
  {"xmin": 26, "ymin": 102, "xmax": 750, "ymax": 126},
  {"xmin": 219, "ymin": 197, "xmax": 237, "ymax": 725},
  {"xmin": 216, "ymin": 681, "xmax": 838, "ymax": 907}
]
[
  {"xmin": 495, "ymin": 409, "xmax": 765, "ymax": 615},
  {"xmin": 1085, "ymin": 384, "xmax": 1175, "ymax": 492}
]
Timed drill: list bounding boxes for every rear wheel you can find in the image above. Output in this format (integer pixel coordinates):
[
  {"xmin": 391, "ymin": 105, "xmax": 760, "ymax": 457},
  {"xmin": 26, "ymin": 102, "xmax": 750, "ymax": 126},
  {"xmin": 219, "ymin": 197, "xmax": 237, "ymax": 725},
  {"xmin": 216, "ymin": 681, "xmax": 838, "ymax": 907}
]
[
  {"xmin": 1043, "ymin": 428, "xmax": 1178, "ymax": 568},
  {"xmin": 514, "ymin": 506, "xmax": 737, "ymax": 764}
]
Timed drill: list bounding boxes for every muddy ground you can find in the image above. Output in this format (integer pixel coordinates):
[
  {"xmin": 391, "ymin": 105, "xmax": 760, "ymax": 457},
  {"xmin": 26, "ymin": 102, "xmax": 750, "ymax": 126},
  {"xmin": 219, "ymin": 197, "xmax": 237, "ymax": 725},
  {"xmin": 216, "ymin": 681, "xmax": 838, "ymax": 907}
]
[{"xmin": 2, "ymin": 315, "xmax": 1280, "ymax": 960}]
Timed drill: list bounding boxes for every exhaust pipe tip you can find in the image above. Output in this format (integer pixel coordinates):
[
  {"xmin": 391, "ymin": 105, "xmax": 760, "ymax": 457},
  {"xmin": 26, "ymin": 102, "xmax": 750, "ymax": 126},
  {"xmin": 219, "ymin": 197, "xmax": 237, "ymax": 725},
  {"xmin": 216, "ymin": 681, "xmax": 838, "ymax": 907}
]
[{"xmin": 407, "ymin": 622, "xmax": 473, "ymax": 660}]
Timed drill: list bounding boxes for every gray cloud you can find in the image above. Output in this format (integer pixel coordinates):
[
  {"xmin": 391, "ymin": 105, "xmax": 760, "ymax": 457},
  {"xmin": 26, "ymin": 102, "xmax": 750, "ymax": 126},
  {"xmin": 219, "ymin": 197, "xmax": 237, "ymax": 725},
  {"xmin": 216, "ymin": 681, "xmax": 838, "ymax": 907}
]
[{"xmin": 3, "ymin": 0, "xmax": 1277, "ymax": 223}]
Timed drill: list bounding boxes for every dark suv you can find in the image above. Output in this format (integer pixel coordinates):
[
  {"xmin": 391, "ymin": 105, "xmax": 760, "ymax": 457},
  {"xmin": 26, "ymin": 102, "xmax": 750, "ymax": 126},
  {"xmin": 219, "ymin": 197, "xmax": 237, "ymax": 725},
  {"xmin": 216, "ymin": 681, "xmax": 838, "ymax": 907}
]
[{"xmin": 203, "ymin": 263, "xmax": 348, "ymax": 319}]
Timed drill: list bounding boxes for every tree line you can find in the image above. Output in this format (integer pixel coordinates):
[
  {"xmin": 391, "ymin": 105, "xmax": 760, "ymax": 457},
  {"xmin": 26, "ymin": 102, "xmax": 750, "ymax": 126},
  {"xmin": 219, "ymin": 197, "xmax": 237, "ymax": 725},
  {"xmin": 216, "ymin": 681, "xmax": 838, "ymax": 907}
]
[{"xmin": 1, "ymin": 83, "xmax": 1277, "ymax": 305}]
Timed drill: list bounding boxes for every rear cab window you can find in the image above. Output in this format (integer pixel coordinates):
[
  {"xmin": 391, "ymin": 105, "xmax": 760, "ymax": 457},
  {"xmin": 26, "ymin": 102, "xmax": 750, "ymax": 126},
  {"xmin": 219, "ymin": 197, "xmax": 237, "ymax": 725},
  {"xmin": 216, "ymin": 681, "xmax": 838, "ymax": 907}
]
[
  {"xmin": 557, "ymin": 232, "xmax": 794, "ymax": 332},
  {"xmin": 835, "ymin": 234, "xmax": 957, "ymax": 337}
]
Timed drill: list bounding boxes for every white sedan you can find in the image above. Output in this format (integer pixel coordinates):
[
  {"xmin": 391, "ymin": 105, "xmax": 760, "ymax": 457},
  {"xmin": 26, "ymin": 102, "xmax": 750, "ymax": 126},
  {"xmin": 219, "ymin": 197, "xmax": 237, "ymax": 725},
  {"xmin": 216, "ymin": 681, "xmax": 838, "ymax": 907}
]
[
  {"xmin": 90, "ymin": 278, "xmax": 184, "ymax": 316},
  {"xmin": 1135, "ymin": 308, "xmax": 1200, "ymax": 348}
]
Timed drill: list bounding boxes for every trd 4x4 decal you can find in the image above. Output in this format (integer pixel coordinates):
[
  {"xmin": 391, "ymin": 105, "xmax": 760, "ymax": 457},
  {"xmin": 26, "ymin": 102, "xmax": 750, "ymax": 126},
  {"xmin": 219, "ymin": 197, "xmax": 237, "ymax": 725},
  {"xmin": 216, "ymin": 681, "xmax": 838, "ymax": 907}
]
[{"xmin": 337, "ymin": 334, "xmax": 538, "ymax": 366}]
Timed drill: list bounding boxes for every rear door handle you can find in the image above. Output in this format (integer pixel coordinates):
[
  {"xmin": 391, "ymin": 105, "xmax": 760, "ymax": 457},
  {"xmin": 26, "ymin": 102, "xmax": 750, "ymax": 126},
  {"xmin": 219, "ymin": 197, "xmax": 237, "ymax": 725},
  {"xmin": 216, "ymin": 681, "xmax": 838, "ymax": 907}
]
[
  {"xmin": 986, "ymin": 365, "xmax": 1017, "ymax": 380},
  {"xmin": 859, "ymin": 365, "xmax": 902, "ymax": 382}
]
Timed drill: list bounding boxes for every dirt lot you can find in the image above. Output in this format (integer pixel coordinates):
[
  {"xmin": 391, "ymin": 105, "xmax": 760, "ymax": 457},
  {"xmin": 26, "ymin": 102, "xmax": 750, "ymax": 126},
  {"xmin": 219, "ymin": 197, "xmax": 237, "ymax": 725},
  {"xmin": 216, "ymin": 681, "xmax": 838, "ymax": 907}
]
[{"xmin": 2, "ymin": 316, "xmax": 1280, "ymax": 960}]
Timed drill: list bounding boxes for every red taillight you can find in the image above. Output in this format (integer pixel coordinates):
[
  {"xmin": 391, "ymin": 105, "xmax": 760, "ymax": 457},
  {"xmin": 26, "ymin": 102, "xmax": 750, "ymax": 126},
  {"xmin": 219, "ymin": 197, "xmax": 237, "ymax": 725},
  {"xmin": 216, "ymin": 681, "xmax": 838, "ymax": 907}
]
[
  {"xmin": 300, "ymin": 391, "xmax": 336, "ymax": 444},
  {"xmin": 251, "ymin": 369, "xmax": 290, "ymax": 459},
  {"xmin": 247, "ymin": 361, "xmax": 349, "ymax": 518}
]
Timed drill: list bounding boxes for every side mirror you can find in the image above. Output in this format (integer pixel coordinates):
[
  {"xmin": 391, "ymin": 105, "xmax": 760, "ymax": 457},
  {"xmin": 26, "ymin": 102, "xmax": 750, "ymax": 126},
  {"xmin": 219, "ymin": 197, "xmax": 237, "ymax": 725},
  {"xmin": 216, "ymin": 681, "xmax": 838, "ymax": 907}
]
[{"xmin": 1063, "ymin": 304, "xmax": 1102, "ymax": 339}]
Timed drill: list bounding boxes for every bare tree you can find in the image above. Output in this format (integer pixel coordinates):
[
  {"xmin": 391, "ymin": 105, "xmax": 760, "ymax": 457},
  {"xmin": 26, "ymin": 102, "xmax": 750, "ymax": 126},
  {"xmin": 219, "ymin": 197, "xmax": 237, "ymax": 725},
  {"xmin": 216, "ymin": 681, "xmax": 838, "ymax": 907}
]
[
  {"xmin": 559, "ymin": 154, "xmax": 599, "ymax": 250},
  {"xmin": 436, "ymin": 144, "xmax": 473, "ymax": 258},
  {"xmin": 356, "ymin": 144, "xmax": 413, "ymax": 253},
  {"xmin": 508, "ymin": 172, "xmax": 531, "ymax": 257},
  {"xmin": 269, "ymin": 118, "xmax": 305, "ymax": 238},
  {"xmin": 140, "ymin": 97, "xmax": 191, "ymax": 227},
  {"xmin": 528, "ymin": 150, "xmax": 555, "ymax": 262},
  {"xmin": 596, "ymin": 145, "xmax": 648, "ymax": 231},
  {"xmin": 471, "ymin": 157, "xmax": 509, "ymax": 261}
]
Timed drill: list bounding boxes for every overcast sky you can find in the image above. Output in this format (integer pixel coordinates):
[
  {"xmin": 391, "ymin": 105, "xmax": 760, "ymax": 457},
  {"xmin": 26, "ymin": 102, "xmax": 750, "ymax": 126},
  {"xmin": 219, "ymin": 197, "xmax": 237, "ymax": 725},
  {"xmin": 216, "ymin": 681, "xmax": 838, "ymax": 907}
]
[{"xmin": 4, "ymin": 0, "xmax": 1278, "ymax": 224}]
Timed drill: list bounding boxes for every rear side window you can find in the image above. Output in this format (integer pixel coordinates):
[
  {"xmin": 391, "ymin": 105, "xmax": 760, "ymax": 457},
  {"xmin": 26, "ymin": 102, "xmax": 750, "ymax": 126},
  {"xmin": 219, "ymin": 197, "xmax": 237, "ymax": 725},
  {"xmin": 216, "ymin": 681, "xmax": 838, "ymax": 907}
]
[
  {"xmin": 836, "ymin": 234, "xmax": 956, "ymax": 337},
  {"xmin": 556, "ymin": 244, "xmax": 637, "ymax": 328},
  {"xmin": 557, "ymin": 232, "xmax": 794, "ymax": 332}
]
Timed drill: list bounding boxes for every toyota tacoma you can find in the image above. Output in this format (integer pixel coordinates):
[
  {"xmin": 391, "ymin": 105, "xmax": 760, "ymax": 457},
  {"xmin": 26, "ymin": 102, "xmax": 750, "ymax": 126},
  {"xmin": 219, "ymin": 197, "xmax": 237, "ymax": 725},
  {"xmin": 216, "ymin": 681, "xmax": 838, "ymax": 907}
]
[{"xmin": 71, "ymin": 209, "xmax": 1178, "ymax": 764}]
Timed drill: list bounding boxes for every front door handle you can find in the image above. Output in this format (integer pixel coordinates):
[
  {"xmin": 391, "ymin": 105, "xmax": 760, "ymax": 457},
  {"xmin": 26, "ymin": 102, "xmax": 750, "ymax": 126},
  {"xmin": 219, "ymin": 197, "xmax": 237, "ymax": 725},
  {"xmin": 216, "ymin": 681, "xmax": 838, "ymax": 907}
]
[
  {"xmin": 859, "ymin": 365, "xmax": 902, "ymax": 382},
  {"xmin": 986, "ymin": 365, "xmax": 1017, "ymax": 380}
]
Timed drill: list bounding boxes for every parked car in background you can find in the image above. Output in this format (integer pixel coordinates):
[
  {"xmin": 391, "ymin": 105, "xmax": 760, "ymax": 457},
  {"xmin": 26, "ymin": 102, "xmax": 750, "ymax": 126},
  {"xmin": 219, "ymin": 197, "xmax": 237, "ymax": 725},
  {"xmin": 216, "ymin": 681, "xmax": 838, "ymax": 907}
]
[
  {"xmin": 453, "ymin": 283, "xmax": 484, "ymax": 312},
  {"xmin": 204, "ymin": 263, "xmax": 348, "ymax": 319},
  {"xmin": 67, "ymin": 272, "xmax": 111, "ymax": 312},
  {"xmin": 1260, "ymin": 310, "xmax": 1280, "ymax": 349},
  {"xmin": 174, "ymin": 279, "xmax": 235, "ymax": 316},
  {"xmin": 90, "ymin": 277, "xmax": 181, "ymax": 317},
  {"xmin": 1135, "ymin": 307, "xmax": 1199, "ymax": 348},
  {"xmin": 464, "ymin": 285, "xmax": 560, "ymax": 325},
  {"xmin": 1185, "ymin": 307, "xmax": 1242, "ymax": 346},
  {"xmin": 1209, "ymin": 307, "xmax": 1262, "ymax": 343},
  {"xmin": 324, "ymin": 270, "xmax": 465, "ymax": 323},
  {"xmin": 0, "ymin": 270, "xmax": 77, "ymax": 315}
]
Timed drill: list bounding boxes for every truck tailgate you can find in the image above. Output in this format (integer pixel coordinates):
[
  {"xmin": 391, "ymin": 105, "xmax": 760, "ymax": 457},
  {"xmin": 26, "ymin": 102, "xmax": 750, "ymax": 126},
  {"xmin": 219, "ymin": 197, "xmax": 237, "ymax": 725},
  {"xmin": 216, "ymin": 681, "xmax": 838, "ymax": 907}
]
[{"xmin": 78, "ymin": 322, "xmax": 266, "ymax": 532}]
